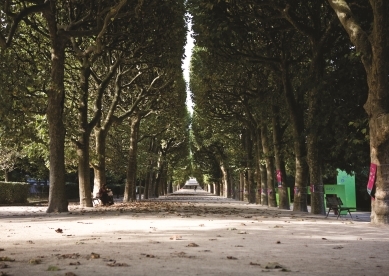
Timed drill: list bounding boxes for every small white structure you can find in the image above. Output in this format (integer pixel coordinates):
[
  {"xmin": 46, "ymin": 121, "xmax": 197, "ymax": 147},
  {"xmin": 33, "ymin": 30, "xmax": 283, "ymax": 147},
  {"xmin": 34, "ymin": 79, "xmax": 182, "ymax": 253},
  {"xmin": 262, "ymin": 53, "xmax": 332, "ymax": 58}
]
[{"xmin": 182, "ymin": 178, "xmax": 201, "ymax": 189}]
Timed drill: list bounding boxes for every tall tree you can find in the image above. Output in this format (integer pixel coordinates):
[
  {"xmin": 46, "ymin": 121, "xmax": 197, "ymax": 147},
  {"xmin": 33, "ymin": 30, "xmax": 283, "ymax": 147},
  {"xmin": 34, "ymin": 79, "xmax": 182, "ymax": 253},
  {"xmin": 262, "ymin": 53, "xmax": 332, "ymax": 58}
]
[{"xmin": 327, "ymin": 0, "xmax": 389, "ymax": 224}]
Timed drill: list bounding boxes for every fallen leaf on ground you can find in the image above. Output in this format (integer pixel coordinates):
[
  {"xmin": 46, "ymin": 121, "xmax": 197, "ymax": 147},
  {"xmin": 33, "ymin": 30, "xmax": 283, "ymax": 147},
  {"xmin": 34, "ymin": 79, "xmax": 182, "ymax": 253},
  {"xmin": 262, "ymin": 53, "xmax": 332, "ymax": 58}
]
[
  {"xmin": 250, "ymin": 262, "xmax": 261, "ymax": 266},
  {"xmin": 106, "ymin": 262, "xmax": 129, "ymax": 267},
  {"xmin": 141, "ymin": 253, "xmax": 155, "ymax": 258},
  {"xmin": 69, "ymin": 261, "xmax": 81, "ymax": 265},
  {"xmin": 47, "ymin": 265, "xmax": 60, "ymax": 271},
  {"xmin": 170, "ymin": 235, "xmax": 182, "ymax": 240},
  {"xmin": 55, "ymin": 228, "xmax": 63, "ymax": 233},
  {"xmin": 186, "ymin": 243, "xmax": 199, "ymax": 247},
  {"xmin": 227, "ymin": 256, "xmax": 238, "ymax": 260},
  {"xmin": 322, "ymin": 238, "xmax": 327, "ymax": 240},
  {"xmin": 90, "ymin": 253, "xmax": 100, "ymax": 259},
  {"xmin": 57, "ymin": 253, "xmax": 80, "ymax": 259},
  {"xmin": 333, "ymin": 246, "xmax": 343, "ymax": 249},
  {"xmin": 263, "ymin": 262, "xmax": 284, "ymax": 269},
  {"xmin": 29, "ymin": 258, "xmax": 42, "ymax": 264},
  {"xmin": 0, "ymin": 257, "xmax": 14, "ymax": 262},
  {"xmin": 238, "ymin": 231, "xmax": 247, "ymax": 234}
]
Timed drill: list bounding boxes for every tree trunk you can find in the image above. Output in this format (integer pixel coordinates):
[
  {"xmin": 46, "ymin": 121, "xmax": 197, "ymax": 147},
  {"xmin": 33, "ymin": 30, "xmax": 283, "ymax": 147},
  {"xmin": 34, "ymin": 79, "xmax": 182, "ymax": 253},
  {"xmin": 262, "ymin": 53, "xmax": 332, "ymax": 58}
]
[
  {"xmin": 261, "ymin": 122, "xmax": 277, "ymax": 207},
  {"xmin": 214, "ymin": 182, "xmax": 220, "ymax": 196},
  {"xmin": 77, "ymin": 134, "xmax": 92, "ymax": 207},
  {"xmin": 239, "ymin": 171, "xmax": 244, "ymax": 201},
  {"xmin": 220, "ymin": 162, "xmax": 231, "ymax": 198},
  {"xmin": 244, "ymin": 129, "xmax": 256, "ymax": 203},
  {"xmin": 209, "ymin": 183, "xmax": 214, "ymax": 194},
  {"xmin": 281, "ymin": 59, "xmax": 308, "ymax": 212},
  {"xmin": 124, "ymin": 113, "xmax": 141, "ymax": 202},
  {"xmin": 260, "ymin": 163, "xmax": 268, "ymax": 206},
  {"xmin": 76, "ymin": 66, "xmax": 93, "ymax": 207},
  {"xmin": 168, "ymin": 179, "xmax": 173, "ymax": 194},
  {"xmin": 255, "ymin": 133, "xmax": 262, "ymax": 204},
  {"xmin": 272, "ymin": 102, "xmax": 289, "ymax": 210},
  {"xmin": 44, "ymin": 4, "xmax": 68, "ymax": 213},
  {"xmin": 327, "ymin": 0, "xmax": 389, "ymax": 225},
  {"xmin": 307, "ymin": 85, "xmax": 325, "ymax": 214},
  {"xmin": 4, "ymin": 170, "xmax": 9, "ymax": 182},
  {"xmin": 144, "ymin": 170, "xmax": 151, "ymax": 200},
  {"xmin": 93, "ymin": 129, "xmax": 107, "ymax": 196}
]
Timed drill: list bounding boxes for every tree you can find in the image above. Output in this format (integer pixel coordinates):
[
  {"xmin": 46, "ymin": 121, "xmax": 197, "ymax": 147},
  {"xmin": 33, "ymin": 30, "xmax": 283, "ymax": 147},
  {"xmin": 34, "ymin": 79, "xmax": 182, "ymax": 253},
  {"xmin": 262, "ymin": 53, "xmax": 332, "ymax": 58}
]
[
  {"xmin": 327, "ymin": 0, "xmax": 389, "ymax": 224},
  {"xmin": 1, "ymin": 0, "xmax": 139, "ymax": 212}
]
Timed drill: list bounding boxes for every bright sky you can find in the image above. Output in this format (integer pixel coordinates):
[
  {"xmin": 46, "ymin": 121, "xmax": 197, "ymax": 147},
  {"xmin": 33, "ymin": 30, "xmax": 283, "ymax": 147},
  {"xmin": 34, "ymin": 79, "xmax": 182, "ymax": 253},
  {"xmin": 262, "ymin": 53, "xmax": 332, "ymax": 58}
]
[{"xmin": 182, "ymin": 19, "xmax": 194, "ymax": 114}]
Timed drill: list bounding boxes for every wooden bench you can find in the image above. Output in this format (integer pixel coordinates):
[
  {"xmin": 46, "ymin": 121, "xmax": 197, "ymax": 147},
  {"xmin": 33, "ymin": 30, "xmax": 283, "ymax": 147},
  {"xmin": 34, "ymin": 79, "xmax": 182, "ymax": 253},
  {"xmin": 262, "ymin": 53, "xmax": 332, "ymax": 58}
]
[{"xmin": 325, "ymin": 196, "xmax": 355, "ymax": 219}]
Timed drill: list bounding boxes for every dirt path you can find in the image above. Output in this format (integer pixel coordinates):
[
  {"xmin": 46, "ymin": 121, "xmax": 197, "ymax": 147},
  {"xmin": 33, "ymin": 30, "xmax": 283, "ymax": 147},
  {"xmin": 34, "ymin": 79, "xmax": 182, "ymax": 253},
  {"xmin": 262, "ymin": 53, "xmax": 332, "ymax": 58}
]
[{"xmin": 0, "ymin": 194, "xmax": 388, "ymax": 276}]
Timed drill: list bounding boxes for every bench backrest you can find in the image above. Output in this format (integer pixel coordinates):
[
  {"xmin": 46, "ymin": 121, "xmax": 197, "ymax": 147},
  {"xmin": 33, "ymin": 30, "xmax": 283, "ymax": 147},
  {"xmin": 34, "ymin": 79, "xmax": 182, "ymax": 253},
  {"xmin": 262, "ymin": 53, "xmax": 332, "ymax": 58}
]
[
  {"xmin": 336, "ymin": 197, "xmax": 344, "ymax": 206},
  {"xmin": 326, "ymin": 196, "xmax": 339, "ymax": 208},
  {"xmin": 326, "ymin": 196, "xmax": 346, "ymax": 207}
]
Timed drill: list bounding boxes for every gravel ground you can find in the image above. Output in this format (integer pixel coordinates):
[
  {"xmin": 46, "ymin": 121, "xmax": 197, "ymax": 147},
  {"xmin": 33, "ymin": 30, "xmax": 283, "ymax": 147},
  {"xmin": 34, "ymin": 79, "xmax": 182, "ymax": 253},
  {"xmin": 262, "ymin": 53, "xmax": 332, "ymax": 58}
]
[{"xmin": 0, "ymin": 190, "xmax": 387, "ymax": 276}]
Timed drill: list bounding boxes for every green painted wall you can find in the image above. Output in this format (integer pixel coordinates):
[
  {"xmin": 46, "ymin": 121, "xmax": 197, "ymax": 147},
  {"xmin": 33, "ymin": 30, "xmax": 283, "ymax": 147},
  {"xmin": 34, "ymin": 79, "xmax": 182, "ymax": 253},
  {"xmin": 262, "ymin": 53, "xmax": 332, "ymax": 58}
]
[{"xmin": 336, "ymin": 169, "xmax": 356, "ymax": 208}]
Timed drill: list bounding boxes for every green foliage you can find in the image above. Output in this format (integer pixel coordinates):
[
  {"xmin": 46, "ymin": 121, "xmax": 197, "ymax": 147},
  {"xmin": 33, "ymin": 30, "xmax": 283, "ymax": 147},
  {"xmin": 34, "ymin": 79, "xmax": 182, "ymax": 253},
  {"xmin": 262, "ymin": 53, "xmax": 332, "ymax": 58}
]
[{"xmin": 0, "ymin": 182, "xmax": 30, "ymax": 204}]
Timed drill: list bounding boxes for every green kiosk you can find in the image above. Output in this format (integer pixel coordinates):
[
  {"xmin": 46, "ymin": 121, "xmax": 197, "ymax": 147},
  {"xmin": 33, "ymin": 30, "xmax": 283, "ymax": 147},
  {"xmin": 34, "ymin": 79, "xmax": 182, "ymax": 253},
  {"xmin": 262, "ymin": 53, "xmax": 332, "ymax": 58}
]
[{"xmin": 324, "ymin": 170, "xmax": 356, "ymax": 213}]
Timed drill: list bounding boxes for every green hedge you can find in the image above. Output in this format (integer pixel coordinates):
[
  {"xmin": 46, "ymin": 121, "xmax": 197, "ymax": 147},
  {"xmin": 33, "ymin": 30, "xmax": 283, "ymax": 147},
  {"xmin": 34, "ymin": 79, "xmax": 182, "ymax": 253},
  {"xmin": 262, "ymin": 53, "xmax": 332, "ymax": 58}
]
[{"xmin": 0, "ymin": 181, "xmax": 30, "ymax": 204}]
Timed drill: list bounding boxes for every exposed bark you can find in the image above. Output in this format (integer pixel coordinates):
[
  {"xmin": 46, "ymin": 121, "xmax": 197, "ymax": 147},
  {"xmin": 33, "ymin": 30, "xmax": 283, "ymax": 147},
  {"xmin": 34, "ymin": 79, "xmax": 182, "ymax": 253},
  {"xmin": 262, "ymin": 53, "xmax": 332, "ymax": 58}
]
[
  {"xmin": 214, "ymin": 182, "xmax": 220, "ymax": 196},
  {"xmin": 123, "ymin": 113, "xmax": 141, "ymax": 202},
  {"xmin": 242, "ymin": 129, "xmax": 256, "ymax": 203},
  {"xmin": 254, "ymin": 132, "xmax": 262, "ymax": 204},
  {"xmin": 168, "ymin": 179, "xmax": 173, "ymax": 194},
  {"xmin": 328, "ymin": 0, "xmax": 389, "ymax": 224},
  {"xmin": 93, "ymin": 129, "xmax": 107, "ymax": 195},
  {"xmin": 144, "ymin": 169, "xmax": 151, "ymax": 200},
  {"xmin": 281, "ymin": 59, "xmax": 308, "ymax": 212},
  {"xmin": 155, "ymin": 156, "xmax": 167, "ymax": 197},
  {"xmin": 4, "ymin": 170, "xmax": 9, "ymax": 182},
  {"xmin": 272, "ymin": 102, "xmax": 290, "ymax": 210},
  {"xmin": 44, "ymin": 2, "xmax": 68, "ymax": 213},
  {"xmin": 76, "ymin": 66, "xmax": 93, "ymax": 207},
  {"xmin": 209, "ymin": 183, "xmax": 214, "ymax": 194},
  {"xmin": 220, "ymin": 162, "xmax": 231, "ymax": 198},
  {"xmin": 260, "ymin": 162, "xmax": 268, "ymax": 206},
  {"xmin": 261, "ymin": 121, "xmax": 277, "ymax": 207},
  {"xmin": 239, "ymin": 171, "xmax": 244, "ymax": 201},
  {"xmin": 307, "ymin": 85, "xmax": 325, "ymax": 215}
]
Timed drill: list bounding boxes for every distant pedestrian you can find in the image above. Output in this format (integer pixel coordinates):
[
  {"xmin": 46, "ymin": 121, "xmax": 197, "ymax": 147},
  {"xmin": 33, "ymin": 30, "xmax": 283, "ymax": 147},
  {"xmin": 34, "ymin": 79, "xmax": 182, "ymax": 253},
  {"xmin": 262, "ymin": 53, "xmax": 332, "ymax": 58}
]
[{"xmin": 194, "ymin": 186, "xmax": 197, "ymax": 192}]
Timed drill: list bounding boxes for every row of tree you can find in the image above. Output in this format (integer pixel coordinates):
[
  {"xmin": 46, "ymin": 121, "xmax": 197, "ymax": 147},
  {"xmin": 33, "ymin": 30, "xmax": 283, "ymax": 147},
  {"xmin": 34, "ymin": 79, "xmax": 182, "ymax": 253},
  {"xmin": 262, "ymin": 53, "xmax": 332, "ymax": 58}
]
[
  {"xmin": 0, "ymin": 0, "xmax": 191, "ymax": 211},
  {"xmin": 187, "ymin": 0, "xmax": 389, "ymax": 224}
]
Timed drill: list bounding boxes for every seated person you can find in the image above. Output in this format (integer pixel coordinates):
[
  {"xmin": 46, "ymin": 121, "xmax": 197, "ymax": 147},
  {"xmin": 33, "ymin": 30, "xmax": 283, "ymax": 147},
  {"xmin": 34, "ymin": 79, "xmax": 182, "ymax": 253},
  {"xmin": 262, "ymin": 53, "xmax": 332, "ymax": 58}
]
[{"xmin": 98, "ymin": 184, "xmax": 114, "ymax": 206}]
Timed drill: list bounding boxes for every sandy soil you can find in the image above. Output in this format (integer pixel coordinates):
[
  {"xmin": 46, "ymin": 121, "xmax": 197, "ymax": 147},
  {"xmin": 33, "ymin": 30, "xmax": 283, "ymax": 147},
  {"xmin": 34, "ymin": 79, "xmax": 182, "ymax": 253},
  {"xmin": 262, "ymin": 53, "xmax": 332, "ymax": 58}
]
[{"xmin": 0, "ymin": 191, "xmax": 388, "ymax": 276}]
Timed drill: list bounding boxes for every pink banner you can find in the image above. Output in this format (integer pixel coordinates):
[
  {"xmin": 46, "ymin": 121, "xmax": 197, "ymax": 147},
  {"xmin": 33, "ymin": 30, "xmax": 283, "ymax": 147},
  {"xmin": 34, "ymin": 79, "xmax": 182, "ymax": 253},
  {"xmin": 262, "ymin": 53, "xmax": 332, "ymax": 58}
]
[
  {"xmin": 276, "ymin": 170, "xmax": 282, "ymax": 187},
  {"xmin": 276, "ymin": 170, "xmax": 282, "ymax": 182},
  {"xmin": 367, "ymin": 163, "xmax": 377, "ymax": 199}
]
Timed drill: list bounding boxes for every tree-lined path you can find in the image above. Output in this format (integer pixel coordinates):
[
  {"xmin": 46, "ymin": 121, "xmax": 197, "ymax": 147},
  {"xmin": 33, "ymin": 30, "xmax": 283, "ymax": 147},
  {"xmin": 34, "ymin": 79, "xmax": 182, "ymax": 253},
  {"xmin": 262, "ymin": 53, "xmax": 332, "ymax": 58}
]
[{"xmin": 0, "ymin": 196, "xmax": 384, "ymax": 276}]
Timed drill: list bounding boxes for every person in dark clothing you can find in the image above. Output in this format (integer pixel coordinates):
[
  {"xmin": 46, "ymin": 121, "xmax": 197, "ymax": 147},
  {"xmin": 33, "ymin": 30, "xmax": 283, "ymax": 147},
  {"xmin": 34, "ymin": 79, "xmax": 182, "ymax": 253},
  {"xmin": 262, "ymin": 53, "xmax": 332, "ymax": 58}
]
[{"xmin": 99, "ymin": 184, "xmax": 114, "ymax": 206}]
